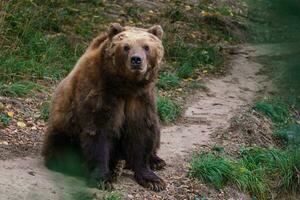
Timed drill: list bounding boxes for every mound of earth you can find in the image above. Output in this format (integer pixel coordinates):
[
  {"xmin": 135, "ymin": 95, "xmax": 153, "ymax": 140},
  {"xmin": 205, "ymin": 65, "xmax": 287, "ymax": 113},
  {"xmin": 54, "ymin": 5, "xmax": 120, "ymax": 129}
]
[{"xmin": 212, "ymin": 109, "xmax": 275, "ymax": 155}]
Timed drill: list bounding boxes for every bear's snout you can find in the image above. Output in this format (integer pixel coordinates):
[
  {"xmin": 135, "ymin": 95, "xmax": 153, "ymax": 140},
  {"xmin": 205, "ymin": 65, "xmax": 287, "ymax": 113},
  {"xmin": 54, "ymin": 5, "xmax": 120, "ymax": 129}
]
[{"xmin": 130, "ymin": 55, "xmax": 143, "ymax": 70}]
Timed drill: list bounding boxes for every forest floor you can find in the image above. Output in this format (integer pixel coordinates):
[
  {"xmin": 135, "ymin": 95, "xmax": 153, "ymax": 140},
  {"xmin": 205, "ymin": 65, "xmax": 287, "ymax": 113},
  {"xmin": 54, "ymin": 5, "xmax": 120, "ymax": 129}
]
[{"xmin": 0, "ymin": 44, "xmax": 271, "ymax": 200}]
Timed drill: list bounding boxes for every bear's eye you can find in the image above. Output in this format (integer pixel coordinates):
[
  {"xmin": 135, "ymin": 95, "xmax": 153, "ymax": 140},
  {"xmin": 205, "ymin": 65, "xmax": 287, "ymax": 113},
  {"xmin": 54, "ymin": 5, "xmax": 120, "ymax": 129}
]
[
  {"xmin": 123, "ymin": 45, "xmax": 130, "ymax": 52},
  {"xmin": 143, "ymin": 45, "xmax": 150, "ymax": 52}
]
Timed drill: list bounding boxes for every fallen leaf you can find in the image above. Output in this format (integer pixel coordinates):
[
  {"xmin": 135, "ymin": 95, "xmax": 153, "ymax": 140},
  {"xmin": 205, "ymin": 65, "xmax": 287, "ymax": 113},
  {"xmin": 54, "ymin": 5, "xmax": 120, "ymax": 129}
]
[
  {"xmin": 185, "ymin": 5, "xmax": 192, "ymax": 11},
  {"xmin": 7, "ymin": 111, "xmax": 14, "ymax": 118},
  {"xmin": 17, "ymin": 121, "xmax": 26, "ymax": 128},
  {"xmin": 0, "ymin": 102, "xmax": 4, "ymax": 111},
  {"xmin": 0, "ymin": 140, "xmax": 9, "ymax": 145}
]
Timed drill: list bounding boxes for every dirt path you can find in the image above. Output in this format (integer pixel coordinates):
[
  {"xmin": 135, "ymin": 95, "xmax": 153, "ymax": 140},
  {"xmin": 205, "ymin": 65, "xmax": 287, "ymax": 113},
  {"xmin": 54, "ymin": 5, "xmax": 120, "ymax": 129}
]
[{"xmin": 0, "ymin": 45, "xmax": 268, "ymax": 200}]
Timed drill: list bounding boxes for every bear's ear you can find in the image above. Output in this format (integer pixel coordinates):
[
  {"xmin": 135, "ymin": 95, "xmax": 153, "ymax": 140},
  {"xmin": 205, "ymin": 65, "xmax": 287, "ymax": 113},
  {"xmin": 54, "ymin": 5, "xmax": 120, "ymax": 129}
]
[
  {"xmin": 147, "ymin": 25, "xmax": 164, "ymax": 40},
  {"xmin": 107, "ymin": 23, "xmax": 124, "ymax": 39}
]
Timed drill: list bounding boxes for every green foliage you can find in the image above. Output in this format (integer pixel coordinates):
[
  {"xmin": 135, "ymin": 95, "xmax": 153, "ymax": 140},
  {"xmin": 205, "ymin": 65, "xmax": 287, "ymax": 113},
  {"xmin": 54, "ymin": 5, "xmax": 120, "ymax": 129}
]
[
  {"xmin": 156, "ymin": 72, "xmax": 181, "ymax": 90},
  {"xmin": 278, "ymin": 149, "xmax": 300, "ymax": 191},
  {"xmin": 240, "ymin": 147, "xmax": 300, "ymax": 193},
  {"xmin": 126, "ymin": 6, "xmax": 144, "ymax": 19},
  {"xmin": 40, "ymin": 101, "xmax": 50, "ymax": 121},
  {"xmin": 211, "ymin": 145, "xmax": 225, "ymax": 153},
  {"xmin": 165, "ymin": 6, "xmax": 186, "ymax": 22},
  {"xmin": 0, "ymin": 1, "xmax": 100, "ymax": 84},
  {"xmin": 0, "ymin": 113, "xmax": 11, "ymax": 126},
  {"xmin": 190, "ymin": 147, "xmax": 300, "ymax": 199},
  {"xmin": 190, "ymin": 153, "xmax": 234, "ymax": 189},
  {"xmin": 253, "ymin": 100, "xmax": 290, "ymax": 124},
  {"xmin": 156, "ymin": 96, "xmax": 181, "ymax": 122},
  {"xmin": 105, "ymin": 193, "xmax": 122, "ymax": 200},
  {"xmin": 165, "ymin": 37, "xmax": 224, "ymax": 78},
  {"xmin": 0, "ymin": 81, "xmax": 44, "ymax": 97}
]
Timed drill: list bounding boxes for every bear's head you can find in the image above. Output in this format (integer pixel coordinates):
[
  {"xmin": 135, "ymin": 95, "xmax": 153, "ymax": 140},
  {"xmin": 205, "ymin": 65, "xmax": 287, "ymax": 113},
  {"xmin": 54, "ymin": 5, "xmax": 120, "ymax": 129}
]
[{"xmin": 105, "ymin": 23, "xmax": 164, "ymax": 82}]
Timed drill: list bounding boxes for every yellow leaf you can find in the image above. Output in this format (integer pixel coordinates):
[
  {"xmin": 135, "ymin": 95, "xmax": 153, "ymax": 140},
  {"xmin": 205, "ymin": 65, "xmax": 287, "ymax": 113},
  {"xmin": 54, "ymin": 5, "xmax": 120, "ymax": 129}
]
[
  {"xmin": 296, "ymin": 120, "xmax": 300, "ymax": 125},
  {"xmin": 185, "ymin": 5, "xmax": 192, "ymax": 11},
  {"xmin": 7, "ymin": 111, "xmax": 14, "ymax": 118},
  {"xmin": 203, "ymin": 70, "xmax": 208, "ymax": 74},
  {"xmin": 0, "ymin": 102, "xmax": 4, "ymax": 111},
  {"xmin": 0, "ymin": 140, "xmax": 8, "ymax": 145},
  {"xmin": 17, "ymin": 121, "xmax": 26, "ymax": 128}
]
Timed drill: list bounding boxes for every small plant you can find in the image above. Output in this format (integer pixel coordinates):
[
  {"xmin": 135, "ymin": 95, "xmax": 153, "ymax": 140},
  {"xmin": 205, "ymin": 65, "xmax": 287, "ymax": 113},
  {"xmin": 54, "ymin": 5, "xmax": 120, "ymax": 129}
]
[
  {"xmin": 211, "ymin": 145, "xmax": 224, "ymax": 153},
  {"xmin": 0, "ymin": 81, "xmax": 44, "ymax": 97},
  {"xmin": 278, "ymin": 149, "xmax": 300, "ymax": 192},
  {"xmin": 0, "ymin": 113, "xmax": 11, "ymax": 126},
  {"xmin": 165, "ymin": 37, "xmax": 224, "ymax": 78},
  {"xmin": 105, "ymin": 192, "xmax": 122, "ymax": 200},
  {"xmin": 253, "ymin": 100, "xmax": 290, "ymax": 124},
  {"xmin": 40, "ymin": 101, "xmax": 50, "ymax": 121},
  {"xmin": 156, "ymin": 72, "xmax": 181, "ymax": 90},
  {"xmin": 189, "ymin": 153, "xmax": 234, "ymax": 189},
  {"xmin": 165, "ymin": 7, "xmax": 186, "ymax": 22},
  {"xmin": 190, "ymin": 147, "xmax": 300, "ymax": 199},
  {"xmin": 156, "ymin": 96, "xmax": 181, "ymax": 122}
]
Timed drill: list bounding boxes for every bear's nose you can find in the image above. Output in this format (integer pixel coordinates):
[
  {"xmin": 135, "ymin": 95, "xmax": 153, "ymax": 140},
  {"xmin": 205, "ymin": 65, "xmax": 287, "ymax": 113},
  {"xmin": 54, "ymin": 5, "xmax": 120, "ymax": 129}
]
[{"xmin": 131, "ymin": 56, "xmax": 142, "ymax": 68}]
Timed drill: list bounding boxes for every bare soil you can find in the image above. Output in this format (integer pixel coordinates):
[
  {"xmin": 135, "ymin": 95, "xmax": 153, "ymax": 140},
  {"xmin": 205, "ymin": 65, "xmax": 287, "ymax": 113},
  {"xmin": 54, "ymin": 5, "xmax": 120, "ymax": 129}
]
[{"xmin": 0, "ymin": 45, "xmax": 269, "ymax": 200}]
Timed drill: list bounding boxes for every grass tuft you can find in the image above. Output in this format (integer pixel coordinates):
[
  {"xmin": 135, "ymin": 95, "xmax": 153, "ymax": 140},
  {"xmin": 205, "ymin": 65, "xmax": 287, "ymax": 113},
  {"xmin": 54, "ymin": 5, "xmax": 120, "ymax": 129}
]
[
  {"xmin": 156, "ymin": 96, "xmax": 181, "ymax": 122},
  {"xmin": 0, "ymin": 81, "xmax": 44, "ymax": 97},
  {"xmin": 156, "ymin": 72, "xmax": 181, "ymax": 90},
  {"xmin": 190, "ymin": 153, "xmax": 234, "ymax": 189},
  {"xmin": 190, "ymin": 147, "xmax": 300, "ymax": 199},
  {"xmin": 165, "ymin": 37, "xmax": 224, "ymax": 78},
  {"xmin": 105, "ymin": 192, "xmax": 122, "ymax": 200},
  {"xmin": 40, "ymin": 101, "xmax": 50, "ymax": 121},
  {"xmin": 253, "ymin": 100, "xmax": 290, "ymax": 124}
]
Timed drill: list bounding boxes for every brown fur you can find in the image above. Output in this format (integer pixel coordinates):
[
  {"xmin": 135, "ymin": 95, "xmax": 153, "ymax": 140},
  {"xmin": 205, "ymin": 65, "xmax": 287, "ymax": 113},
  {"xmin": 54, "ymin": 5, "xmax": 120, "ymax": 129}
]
[{"xmin": 42, "ymin": 23, "xmax": 166, "ymax": 191}]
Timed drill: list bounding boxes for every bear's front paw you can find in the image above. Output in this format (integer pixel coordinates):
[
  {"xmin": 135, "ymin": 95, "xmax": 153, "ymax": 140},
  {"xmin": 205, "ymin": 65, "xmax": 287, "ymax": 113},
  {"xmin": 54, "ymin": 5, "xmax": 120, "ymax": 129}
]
[
  {"xmin": 135, "ymin": 169, "xmax": 166, "ymax": 192},
  {"xmin": 87, "ymin": 168, "xmax": 113, "ymax": 191},
  {"xmin": 150, "ymin": 155, "xmax": 166, "ymax": 171}
]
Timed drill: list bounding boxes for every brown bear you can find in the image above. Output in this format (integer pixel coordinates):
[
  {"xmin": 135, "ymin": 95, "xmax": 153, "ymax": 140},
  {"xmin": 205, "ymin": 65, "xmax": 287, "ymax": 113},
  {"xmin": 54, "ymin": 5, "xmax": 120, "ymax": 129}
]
[{"xmin": 42, "ymin": 23, "xmax": 166, "ymax": 191}]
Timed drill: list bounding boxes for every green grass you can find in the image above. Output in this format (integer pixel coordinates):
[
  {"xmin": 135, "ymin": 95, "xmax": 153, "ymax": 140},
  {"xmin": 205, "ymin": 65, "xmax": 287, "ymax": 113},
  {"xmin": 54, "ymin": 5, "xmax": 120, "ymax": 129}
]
[
  {"xmin": 165, "ymin": 37, "xmax": 224, "ymax": 78},
  {"xmin": 40, "ymin": 101, "xmax": 50, "ymax": 121},
  {"xmin": 105, "ymin": 192, "xmax": 122, "ymax": 200},
  {"xmin": 164, "ymin": 5, "xmax": 187, "ymax": 22},
  {"xmin": 190, "ymin": 153, "xmax": 234, "ymax": 189},
  {"xmin": 253, "ymin": 99, "xmax": 290, "ymax": 124},
  {"xmin": 156, "ymin": 72, "xmax": 181, "ymax": 90},
  {"xmin": 156, "ymin": 96, "xmax": 181, "ymax": 122},
  {"xmin": 0, "ymin": 113, "xmax": 11, "ymax": 126},
  {"xmin": 0, "ymin": 1, "xmax": 103, "ymax": 85},
  {"xmin": 0, "ymin": 81, "xmax": 45, "ymax": 97},
  {"xmin": 190, "ymin": 147, "xmax": 300, "ymax": 199}
]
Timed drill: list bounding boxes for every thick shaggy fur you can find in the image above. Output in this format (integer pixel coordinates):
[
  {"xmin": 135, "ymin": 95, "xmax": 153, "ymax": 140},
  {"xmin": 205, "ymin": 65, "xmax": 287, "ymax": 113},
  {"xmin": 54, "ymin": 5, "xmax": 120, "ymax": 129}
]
[{"xmin": 42, "ymin": 23, "xmax": 166, "ymax": 191}]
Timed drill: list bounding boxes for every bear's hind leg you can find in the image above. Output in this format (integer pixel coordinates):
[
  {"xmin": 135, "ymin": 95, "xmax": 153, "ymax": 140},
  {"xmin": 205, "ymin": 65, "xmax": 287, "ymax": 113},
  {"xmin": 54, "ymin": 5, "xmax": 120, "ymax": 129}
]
[{"xmin": 81, "ymin": 133, "xmax": 113, "ymax": 190}]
